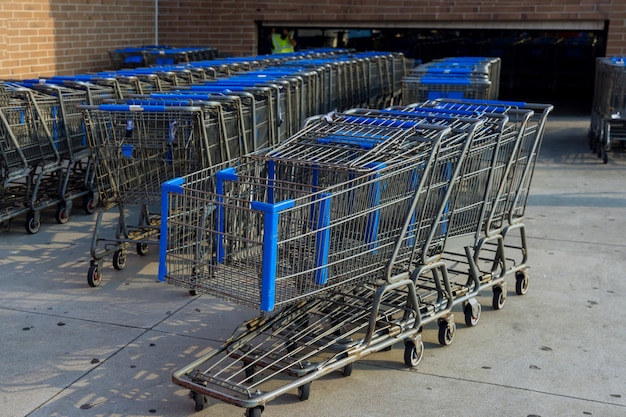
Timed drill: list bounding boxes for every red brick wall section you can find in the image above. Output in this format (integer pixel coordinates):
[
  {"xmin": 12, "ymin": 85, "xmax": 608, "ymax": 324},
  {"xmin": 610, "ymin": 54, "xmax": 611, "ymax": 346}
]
[
  {"xmin": 1, "ymin": 0, "xmax": 624, "ymax": 79},
  {"xmin": 0, "ymin": 0, "xmax": 156, "ymax": 79}
]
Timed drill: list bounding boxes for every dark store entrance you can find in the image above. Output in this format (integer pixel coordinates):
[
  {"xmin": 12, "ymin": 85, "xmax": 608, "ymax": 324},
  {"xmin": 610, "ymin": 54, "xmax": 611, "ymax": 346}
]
[{"xmin": 260, "ymin": 24, "xmax": 609, "ymax": 116}]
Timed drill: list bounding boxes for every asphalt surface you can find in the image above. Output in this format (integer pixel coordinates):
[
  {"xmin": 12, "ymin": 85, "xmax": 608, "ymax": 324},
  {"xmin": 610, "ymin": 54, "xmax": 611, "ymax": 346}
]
[{"xmin": 1, "ymin": 114, "xmax": 625, "ymax": 417}]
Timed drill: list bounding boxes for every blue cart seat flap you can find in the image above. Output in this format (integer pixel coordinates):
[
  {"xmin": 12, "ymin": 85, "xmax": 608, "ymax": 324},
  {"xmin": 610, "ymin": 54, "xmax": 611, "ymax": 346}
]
[
  {"xmin": 341, "ymin": 115, "xmax": 421, "ymax": 128},
  {"xmin": 317, "ymin": 134, "xmax": 383, "ymax": 149},
  {"xmin": 420, "ymin": 76, "xmax": 474, "ymax": 85},
  {"xmin": 427, "ymin": 91, "xmax": 466, "ymax": 100},
  {"xmin": 121, "ymin": 144, "xmax": 133, "ymax": 158}
]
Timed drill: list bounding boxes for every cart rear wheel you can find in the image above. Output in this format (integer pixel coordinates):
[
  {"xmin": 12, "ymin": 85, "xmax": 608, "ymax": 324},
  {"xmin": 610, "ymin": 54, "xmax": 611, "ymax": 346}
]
[
  {"xmin": 189, "ymin": 289, "xmax": 197, "ymax": 296},
  {"xmin": 515, "ymin": 271, "xmax": 530, "ymax": 295},
  {"xmin": 298, "ymin": 382, "xmax": 311, "ymax": 401},
  {"xmin": 25, "ymin": 212, "xmax": 41, "ymax": 234},
  {"xmin": 55, "ymin": 203, "xmax": 70, "ymax": 224},
  {"xmin": 112, "ymin": 249, "xmax": 126, "ymax": 270},
  {"xmin": 403, "ymin": 340, "xmax": 424, "ymax": 367},
  {"xmin": 342, "ymin": 362, "xmax": 353, "ymax": 377},
  {"xmin": 87, "ymin": 264, "xmax": 102, "ymax": 287},
  {"xmin": 492, "ymin": 285, "xmax": 506, "ymax": 310}
]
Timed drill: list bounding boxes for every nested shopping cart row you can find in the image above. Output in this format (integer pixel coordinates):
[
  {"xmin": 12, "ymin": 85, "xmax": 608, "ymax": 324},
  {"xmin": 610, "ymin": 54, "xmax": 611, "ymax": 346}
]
[
  {"xmin": 158, "ymin": 98, "xmax": 552, "ymax": 416},
  {"xmin": 588, "ymin": 57, "xmax": 626, "ymax": 163},
  {"xmin": 76, "ymin": 50, "xmax": 413, "ymax": 287},
  {"xmin": 401, "ymin": 57, "xmax": 501, "ymax": 105},
  {"xmin": 0, "ymin": 81, "xmax": 97, "ymax": 233}
]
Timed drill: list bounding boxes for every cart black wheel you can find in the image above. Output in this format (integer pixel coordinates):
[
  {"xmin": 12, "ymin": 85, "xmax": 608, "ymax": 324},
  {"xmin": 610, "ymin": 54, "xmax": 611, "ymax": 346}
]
[
  {"xmin": 602, "ymin": 149, "xmax": 608, "ymax": 164},
  {"xmin": 82, "ymin": 193, "xmax": 96, "ymax": 214},
  {"xmin": 1, "ymin": 220, "xmax": 11, "ymax": 232},
  {"xmin": 403, "ymin": 340, "xmax": 424, "ymax": 367},
  {"xmin": 438, "ymin": 321, "xmax": 455, "ymax": 346},
  {"xmin": 298, "ymin": 382, "xmax": 311, "ymax": 401},
  {"xmin": 492, "ymin": 286, "xmax": 506, "ymax": 310},
  {"xmin": 136, "ymin": 242, "xmax": 149, "ymax": 256},
  {"xmin": 247, "ymin": 406, "xmax": 264, "ymax": 417},
  {"xmin": 112, "ymin": 249, "xmax": 126, "ymax": 270},
  {"xmin": 464, "ymin": 302, "xmax": 481, "ymax": 327},
  {"xmin": 55, "ymin": 203, "xmax": 70, "ymax": 224},
  {"xmin": 25, "ymin": 212, "xmax": 41, "ymax": 234},
  {"xmin": 342, "ymin": 362, "xmax": 353, "ymax": 377},
  {"xmin": 189, "ymin": 289, "xmax": 197, "ymax": 296},
  {"xmin": 244, "ymin": 364, "xmax": 255, "ymax": 382},
  {"xmin": 515, "ymin": 271, "xmax": 530, "ymax": 295},
  {"xmin": 87, "ymin": 264, "xmax": 102, "ymax": 287},
  {"xmin": 191, "ymin": 391, "xmax": 206, "ymax": 411}
]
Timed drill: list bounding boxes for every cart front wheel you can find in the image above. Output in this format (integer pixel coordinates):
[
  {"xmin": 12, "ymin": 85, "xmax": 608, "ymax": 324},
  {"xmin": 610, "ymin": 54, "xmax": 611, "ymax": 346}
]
[
  {"xmin": 403, "ymin": 339, "xmax": 424, "ymax": 367},
  {"xmin": 55, "ymin": 203, "xmax": 70, "ymax": 224},
  {"xmin": 136, "ymin": 242, "xmax": 149, "ymax": 256},
  {"xmin": 83, "ymin": 193, "xmax": 96, "ymax": 214},
  {"xmin": 112, "ymin": 249, "xmax": 127, "ymax": 271},
  {"xmin": 515, "ymin": 271, "xmax": 530, "ymax": 295},
  {"xmin": 247, "ymin": 406, "xmax": 264, "ymax": 417},
  {"xmin": 438, "ymin": 320, "xmax": 456, "ymax": 346},
  {"xmin": 464, "ymin": 301, "xmax": 481, "ymax": 327},
  {"xmin": 191, "ymin": 391, "xmax": 206, "ymax": 412},
  {"xmin": 87, "ymin": 264, "xmax": 102, "ymax": 287},
  {"xmin": 492, "ymin": 285, "xmax": 506, "ymax": 310},
  {"xmin": 298, "ymin": 382, "xmax": 311, "ymax": 401},
  {"xmin": 342, "ymin": 362, "xmax": 353, "ymax": 377},
  {"xmin": 25, "ymin": 212, "xmax": 41, "ymax": 234}
]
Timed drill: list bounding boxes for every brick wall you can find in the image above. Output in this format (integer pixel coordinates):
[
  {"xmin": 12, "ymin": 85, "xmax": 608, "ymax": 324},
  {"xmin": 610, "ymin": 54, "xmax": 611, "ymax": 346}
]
[
  {"xmin": 0, "ymin": 0, "xmax": 156, "ymax": 79},
  {"xmin": 0, "ymin": 0, "xmax": 622, "ymax": 79}
]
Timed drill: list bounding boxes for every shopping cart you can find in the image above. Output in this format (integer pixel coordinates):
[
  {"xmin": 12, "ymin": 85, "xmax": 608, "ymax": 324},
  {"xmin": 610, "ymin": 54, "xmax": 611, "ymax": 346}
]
[
  {"xmin": 417, "ymin": 98, "xmax": 553, "ymax": 310},
  {"xmin": 401, "ymin": 57, "xmax": 500, "ymax": 106},
  {"xmin": 0, "ymin": 84, "xmax": 63, "ymax": 233},
  {"xmin": 20, "ymin": 82, "xmax": 98, "ymax": 222},
  {"xmin": 159, "ymin": 111, "xmax": 491, "ymax": 415},
  {"xmin": 81, "ymin": 103, "xmax": 230, "ymax": 287},
  {"xmin": 589, "ymin": 57, "xmax": 626, "ymax": 163}
]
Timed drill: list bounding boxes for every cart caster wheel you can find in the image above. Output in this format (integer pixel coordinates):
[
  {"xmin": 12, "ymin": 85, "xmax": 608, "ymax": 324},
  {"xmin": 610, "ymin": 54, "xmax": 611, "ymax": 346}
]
[
  {"xmin": 244, "ymin": 364, "xmax": 255, "ymax": 382},
  {"xmin": 602, "ymin": 149, "xmax": 608, "ymax": 164},
  {"xmin": 112, "ymin": 249, "xmax": 127, "ymax": 270},
  {"xmin": 438, "ymin": 320, "xmax": 455, "ymax": 346},
  {"xmin": 297, "ymin": 382, "xmax": 311, "ymax": 401},
  {"xmin": 492, "ymin": 285, "xmax": 506, "ymax": 310},
  {"xmin": 515, "ymin": 271, "xmax": 530, "ymax": 295},
  {"xmin": 342, "ymin": 362, "xmax": 353, "ymax": 377},
  {"xmin": 87, "ymin": 264, "xmax": 102, "ymax": 287},
  {"xmin": 25, "ymin": 212, "xmax": 41, "ymax": 234},
  {"xmin": 136, "ymin": 242, "xmax": 149, "ymax": 256},
  {"xmin": 464, "ymin": 301, "xmax": 481, "ymax": 327},
  {"xmin": 189, "ymin": 289, "xmax": 197, "ymax": 296},
  {"xmin": 1, "ymin": 220, "xmax": 11, "ymax": 232},
  {"xmin": 191, "ymin": 391, "xmax": 207, "ymax": 411},
  {"xmin": 82, "ymin": 193, "xmax": 96, "ymax": 214},
  {"xmin": 247, "ymin": 406, "xmax": 264, "ymax": 417},
  {"xmin": 55, "ymin": 203, "xmax": 70, "ymax": 224},
  {"xmin": 403, "ymin": 339, "xmax": 424, "ymax": 367}
]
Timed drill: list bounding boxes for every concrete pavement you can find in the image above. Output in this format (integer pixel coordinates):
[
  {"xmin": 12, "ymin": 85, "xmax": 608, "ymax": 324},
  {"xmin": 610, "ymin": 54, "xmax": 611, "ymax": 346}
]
[{"xmin": 1, "ymin": 114, "xmax": 625, "ymax": 417}]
